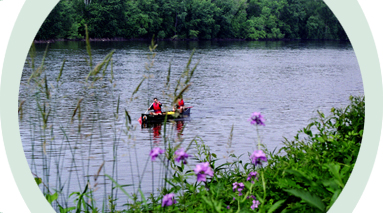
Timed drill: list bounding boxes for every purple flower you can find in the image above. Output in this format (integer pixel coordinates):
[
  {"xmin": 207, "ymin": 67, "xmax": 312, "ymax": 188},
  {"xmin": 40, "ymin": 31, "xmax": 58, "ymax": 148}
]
[
  {"xmin": 232, "ymin": 182, "xmax": 245, "ymax": 195},
  {"xmin": 194, "ymin": 162, "xmax": 214, "ymax": 182},
  {"xmin": 150, "ymin": 147, "xmax": 164, "ymax": 161},
  {"xmin": 162, "ymin": 193, "xmax": 176, "ymax": 207},
  {"xmin": 250, "ymin": 150, "xmax": 267, "ymax": 166},
  {"xmin": 247, "ymin": 195, "xmax": 256, "ymax": 200},
  {"xmin": 247, "ymin": 171, "xmax": 258, "ymax": 183},
  {"xmin": 175, "ymin": 148, "xmax": 190, "ymax": 164},
  {"xmin": 233, "ymin": 182, "xmax": 245, "ymax": 192},
  {"xmin": 251, "ymin": 199, "xmax": 260, "ymax": 210},
  {"xmin": 227, "ymin": 205, "xmax": 230, "ymax": 209},
  {"xmin": 249, "ymin": 112, "xmax": 265, "ymax": 126}
]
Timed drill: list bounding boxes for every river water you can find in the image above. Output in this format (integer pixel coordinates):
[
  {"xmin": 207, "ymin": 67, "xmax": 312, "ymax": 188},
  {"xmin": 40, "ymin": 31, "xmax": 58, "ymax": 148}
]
[{"xmin": 19, "ymin": 40, "xmax": 363, "ymax": 210}]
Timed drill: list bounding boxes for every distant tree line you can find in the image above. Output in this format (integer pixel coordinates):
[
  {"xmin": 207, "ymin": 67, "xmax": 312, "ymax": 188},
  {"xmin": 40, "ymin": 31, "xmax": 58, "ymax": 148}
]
[{"xmin": 35, "ymin": 0, "xmax": 348, "ymax": 41}]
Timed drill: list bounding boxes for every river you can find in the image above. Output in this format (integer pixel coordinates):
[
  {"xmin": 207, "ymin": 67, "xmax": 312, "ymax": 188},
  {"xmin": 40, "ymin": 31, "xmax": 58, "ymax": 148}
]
[{"xmin": 18, "ymin": 40, "xmax": 363, "ymax": 210}]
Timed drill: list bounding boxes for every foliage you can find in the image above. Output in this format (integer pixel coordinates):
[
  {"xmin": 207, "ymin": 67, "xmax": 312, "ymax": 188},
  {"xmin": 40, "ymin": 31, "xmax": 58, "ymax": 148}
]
[
  {"xmin": 258, "ymin": 95, "xmax": 363, "ymax": 212},
  {"xmin": 36, "ymin": 0, "xmax": 348, "ymax": 40},
  {"xmin": 104, "ymin": 95, "xmax": 362, "ymax": 212},
  {"xmin": 35, "ymin": 0, "xmax": 81, "ymax": 40},
  {"xmin": 85, "ymin": 0, "xmax": 127, "ymax": 38}
]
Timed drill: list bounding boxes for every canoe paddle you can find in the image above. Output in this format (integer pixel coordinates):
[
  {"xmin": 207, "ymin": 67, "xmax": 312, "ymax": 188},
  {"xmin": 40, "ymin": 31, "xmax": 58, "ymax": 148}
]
[{"xmin": 145, "ymin": 102, "xmax": 154, "ymax": 114}]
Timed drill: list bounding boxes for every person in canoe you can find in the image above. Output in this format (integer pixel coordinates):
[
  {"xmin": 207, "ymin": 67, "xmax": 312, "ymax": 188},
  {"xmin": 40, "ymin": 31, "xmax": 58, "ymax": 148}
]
[
  {"xmin": 173, "ymin": 98, "xmax": 184, "ymax": 113},
  {"xmin": 148, "ymin": 98, "xmax": 163, "ymax": 115}
]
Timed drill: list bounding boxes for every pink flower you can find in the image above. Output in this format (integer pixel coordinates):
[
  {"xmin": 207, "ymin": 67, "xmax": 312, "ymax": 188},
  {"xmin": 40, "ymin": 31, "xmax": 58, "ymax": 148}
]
[
  {"xmin": 247, "ymin": 171, "xmax": 258, "ymax": 183},
  {"xmin": 194, "ymin": 162, "xmax": 214, "ymax": 182},
  {"xmin": 250, "ymin": 150, "xmax": 267, "ymax": 166},
  {"xmin": 251, "ymin": 199, "xmax": 260, "ymax": 210},
  {"xmin": 249, "ymin": 112, "xmax": 265, "ymax": 126},
  {"xmin": 232, "ymin": 182, "xmax": 245, "ymax": 195},
  {"xmin": 175, "ymin": 148, "xmax": 189, "ymax": 164},
  {"xmin": 162, "ymin": 193, "xmax": 176, "ymax": 207},
  {"xmin": 150, "ymin": 147, "xmax": 164, "ymax": 161}
]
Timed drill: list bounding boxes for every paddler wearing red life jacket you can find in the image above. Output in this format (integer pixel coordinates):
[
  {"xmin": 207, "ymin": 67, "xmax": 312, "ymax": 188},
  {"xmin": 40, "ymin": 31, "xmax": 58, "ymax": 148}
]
[
  {"xmin": 148, "ymin": 98, "xmax": 162, "ymax": 115},
  {"xmin": 173, "ymin": 98, "xmax": 184, "ymax": 113}
]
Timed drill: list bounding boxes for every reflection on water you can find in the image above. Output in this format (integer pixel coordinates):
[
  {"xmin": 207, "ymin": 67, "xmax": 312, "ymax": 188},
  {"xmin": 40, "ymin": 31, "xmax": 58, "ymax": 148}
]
[
  {"xmin": 19, "ymin": 40, "xmax": 363, "ymax": 209},
  {"xmin": 152, "ymin": 124, "xmax": 162, "ymax": 144},
  {"xmin": 142, "ymin": 120, "xmax": 186, "ymax": 143}
]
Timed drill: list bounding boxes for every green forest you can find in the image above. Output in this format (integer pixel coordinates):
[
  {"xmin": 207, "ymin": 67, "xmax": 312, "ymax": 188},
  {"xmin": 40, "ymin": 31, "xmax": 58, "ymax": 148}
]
[{"xmin": 36, "ymin": 0, "xmax": 348, "ymax": 41}]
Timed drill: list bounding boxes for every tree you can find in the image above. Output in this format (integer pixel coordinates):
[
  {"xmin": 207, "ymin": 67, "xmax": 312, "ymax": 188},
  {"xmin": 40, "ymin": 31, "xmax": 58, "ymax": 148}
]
[
  {"xmin": 34, "ymin": 0, "xmax": 348, "ymax": 40},
  {"xmin": 85, "ymin": 0, "xmax": 127, "ymax": 38},
  {"xmin": 35, "ymin": 0, "xmax": 78, "ymax": 40}
]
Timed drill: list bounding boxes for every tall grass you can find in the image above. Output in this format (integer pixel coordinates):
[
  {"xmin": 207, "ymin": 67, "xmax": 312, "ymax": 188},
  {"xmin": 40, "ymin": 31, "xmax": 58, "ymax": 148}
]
[
  {"xmin": 19, "ymin": 28, "xmax": 201, "ymax": 211},
  {"xmin": 21, "ymin": 29, "xmax": 139, "ymax": 211}
]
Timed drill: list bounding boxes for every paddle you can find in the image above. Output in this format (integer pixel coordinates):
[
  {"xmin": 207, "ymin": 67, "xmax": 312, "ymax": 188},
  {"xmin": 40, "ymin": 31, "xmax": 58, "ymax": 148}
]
[
  {"xmin": 145, "ymin": 102, "xmax": 154, "ymax": 114},
  {"xmin": 138, "ymin": 102, "xmax": 154, "ymax": 124}
]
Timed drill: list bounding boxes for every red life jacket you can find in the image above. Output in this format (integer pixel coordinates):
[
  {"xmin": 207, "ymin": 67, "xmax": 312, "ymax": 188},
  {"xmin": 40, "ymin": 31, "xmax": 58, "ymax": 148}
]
[
  {"xmin": 153, "ymin": 102, "xmax": 162, "ymax": 113},
  {"xmin": 177, "ymin": 99, "xmax": 184, "ymax": 109}
]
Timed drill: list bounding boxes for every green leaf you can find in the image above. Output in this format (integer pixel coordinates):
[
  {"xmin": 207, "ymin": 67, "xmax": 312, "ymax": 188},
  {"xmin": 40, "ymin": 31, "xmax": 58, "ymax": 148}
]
[
  {"xmin": 284, "ymin": 189, "xmax": 325, "ymax": 212},
  {"xmin": 201, "ymin": 196, "xmax": 213, "ymax": 209},
  {"xmin": 124, "ymin": 109, "xmax": 131, "ymax": 125},
  {"xmin": 285, "ymin": 169, "xmax": 316, "ymax": 187},
  {"xmin": 59, "ymin": 205, "xmax": 76, "ymax": 213},
  {"xmin": 112, "ymin": 184, "xmax": 133, "ymax": 190},
  {"xmin": 317, "ymin": 137, "xmax": 325, "ymax": 142},
  {"xmin": 138, "ymin": 189, "xmax": 149, "ymax": 211},
  {"xmin": 322, "ymin": 179, "xmax": 339, "ymax": 192},
  {"xmin": 35, "ymin": 177, "xmax": 42, "ymax": 186},
  {"xmin": 328, "ymin": 189, "xmax": 341, "ymax": 210},
  {"xmin": 254, "ymin": 192, "xmax": 264, "ymax": 204},
  {"xmin": 267, "ymin": 200, "xmax": 285, "ymax": 213},
  {"xmin": 46, "ymin": 192, "xmax": 58, "ymax": 204},
  {"xmin": 75, "ymin": 183, "xmax": 88, "ymax": 213},
  {"xmin": 326, "ymin": 163, "xmax": 344, "ymax": 188}
]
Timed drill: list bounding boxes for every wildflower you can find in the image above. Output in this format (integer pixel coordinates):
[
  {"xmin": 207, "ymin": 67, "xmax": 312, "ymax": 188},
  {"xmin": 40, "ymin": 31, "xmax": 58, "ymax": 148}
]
[
  {"xmin": 227, "ymin": 205, "xmax": 230, "ymax": 209},
  {"xmin": 232, "ymin": 182, "xmax": 245, "ymax": 195},
  {"xmin": 250, "ymin": 150, "xmax": 267, "ymax": 166},
  {"xmin": 162, "ymin": 193, "xmax": 176, "ymax": 207},
  {"xmin": 247, "ymin": 171, "xmax": 258, "ymax": 183},
  {"xmin": 247, "ymin": 195, "xmax": 256, "ymax": 200},
  {"xmin": 251, "ymin": 199, "xmax": 260, "ymax": 210},
  {"xmin": 194, "ymin": 162, "xmax": 214, "ymax": 182},
  {"xmin": 174, "ymin": 148, "xmax": 189, "ymax": 164},
  {"xmin": 150, "ymin": 147, "xmax": 164, "ymax": 161},
  {"xmin": 249, "ymin": 112, "xmax": 265, "ymax": 126}
]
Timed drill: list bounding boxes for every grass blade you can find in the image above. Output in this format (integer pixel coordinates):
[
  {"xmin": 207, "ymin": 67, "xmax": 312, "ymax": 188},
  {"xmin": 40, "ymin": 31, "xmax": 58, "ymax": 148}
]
[
  {"xmin": 130, "ymin": 77, "xmax": 146, "ymax": 102},
  {"xmin": 105, "ymin": 174, "xmax": 134, "ymax": 201},
  {"xmin": 85, "ymin": 25, "xmax": 92, "ymax": 69},
  {"xmin": 57, "ymin": 58, "xmax": 66, "ymax": 82}
]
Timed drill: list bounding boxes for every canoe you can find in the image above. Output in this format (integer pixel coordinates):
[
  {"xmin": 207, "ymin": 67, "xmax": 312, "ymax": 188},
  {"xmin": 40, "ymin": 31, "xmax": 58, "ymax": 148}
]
[{"xmin": 140, "ymin": 107, "xmax": 191, "ymax": 124}]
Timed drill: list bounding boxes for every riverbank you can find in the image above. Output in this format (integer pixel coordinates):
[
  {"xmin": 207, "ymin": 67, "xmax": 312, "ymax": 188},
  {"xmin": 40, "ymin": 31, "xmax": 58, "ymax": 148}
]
[
  {"xmin": 33, "ymin": 37, "xmax": 349, "ymax": 44},
  {"xmin": 117, "ymin": 96, "xmax": 363, "ymax": 212},
  {"xmin": 39, "ymin": 96, "xmax": 363, "ymax": 212}
]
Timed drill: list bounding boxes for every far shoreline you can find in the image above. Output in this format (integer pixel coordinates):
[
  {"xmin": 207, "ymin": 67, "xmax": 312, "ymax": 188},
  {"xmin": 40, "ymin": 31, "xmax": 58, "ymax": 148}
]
[{"xmin": 33, "ymin": 37, "xmax": 349, "ymax": 44}]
